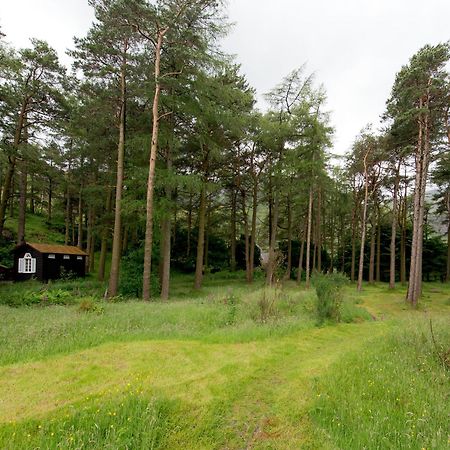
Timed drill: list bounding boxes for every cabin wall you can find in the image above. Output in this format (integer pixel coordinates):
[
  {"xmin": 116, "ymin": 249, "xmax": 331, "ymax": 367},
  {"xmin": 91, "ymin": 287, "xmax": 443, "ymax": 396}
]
[
  {"xmin": 13, "ymin": 244, "xmax": 86, "ymax": 282},
  {"xmin": 42, "ymin": 253, "xmax": 86, "ymax": 281},
  {"xmin": 13, "ymin": 246, "xmax": 44, "ymax": 282}
]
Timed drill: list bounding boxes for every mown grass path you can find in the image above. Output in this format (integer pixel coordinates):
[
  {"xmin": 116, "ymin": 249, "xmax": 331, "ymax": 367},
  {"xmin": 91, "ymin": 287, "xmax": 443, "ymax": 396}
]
[
  {"xmin": 0, "ymin": 282, "xmax": 448, "ymax": 449},
  {"xmin": 0, "ymin": 321, "xmax": 388, "ymax": 448}
]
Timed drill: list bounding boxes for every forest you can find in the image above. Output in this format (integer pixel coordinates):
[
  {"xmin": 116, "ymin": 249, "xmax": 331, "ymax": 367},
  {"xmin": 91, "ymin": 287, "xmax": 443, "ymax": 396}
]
[{"xmin": 0, "ymin": 0, "xmax": 449, "ymax": 448}]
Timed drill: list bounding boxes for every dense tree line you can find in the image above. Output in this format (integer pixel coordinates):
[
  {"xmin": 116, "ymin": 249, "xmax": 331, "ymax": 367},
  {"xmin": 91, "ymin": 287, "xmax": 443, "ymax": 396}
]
[{"xmin": 0, "ymin": 3, "xmax": 449, "ymax": 305}]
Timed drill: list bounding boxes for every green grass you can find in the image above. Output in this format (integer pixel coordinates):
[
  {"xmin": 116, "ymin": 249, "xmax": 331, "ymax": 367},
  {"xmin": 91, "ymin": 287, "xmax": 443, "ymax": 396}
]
[
  {"xmin": 310, "ymin": 318, "xmax": 449, "ymax": 449},
  {"xmin": 0, "ymin": 275, "xmax": 448, "ymax": 449},
  {"xmin": 4, "ymin": 212, "xmax": 66, "ymax": 244}
]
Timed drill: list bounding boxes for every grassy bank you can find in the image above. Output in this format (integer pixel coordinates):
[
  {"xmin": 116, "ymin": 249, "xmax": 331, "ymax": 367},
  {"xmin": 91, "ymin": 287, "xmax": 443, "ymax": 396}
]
[{"xmin": 0, "ymin": 276, "xmax": 448, "ymax": 448}]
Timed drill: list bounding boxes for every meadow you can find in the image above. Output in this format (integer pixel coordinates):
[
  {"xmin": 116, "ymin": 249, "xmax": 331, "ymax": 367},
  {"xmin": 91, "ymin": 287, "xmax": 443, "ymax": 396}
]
[{"xmin": 0, "ymin": 274, "xmax": 449, "ymax": 449}]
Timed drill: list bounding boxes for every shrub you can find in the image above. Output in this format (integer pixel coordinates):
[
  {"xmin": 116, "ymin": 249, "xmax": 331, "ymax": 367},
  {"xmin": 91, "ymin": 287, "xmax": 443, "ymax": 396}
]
[
  {"xmin": 120, "ymin": 248, "xmax": 160, "ymax": 298},
  {"xmin": 78, "ymin": 298, "xmax": 105, "ymax": 314},
  {"xmin": 22, "ymin": 288, "xmax": 75, "ymax": 306},
  {"xmin": 255, "ymin": 288, "xmax": 280, "ymax": 323},
  {"xmin": 312, "ymin": 272, "xmax": 348, "ymax": 324}
]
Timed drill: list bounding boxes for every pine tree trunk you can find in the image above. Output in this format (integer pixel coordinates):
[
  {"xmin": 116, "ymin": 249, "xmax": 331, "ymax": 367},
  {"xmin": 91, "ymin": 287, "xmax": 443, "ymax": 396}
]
[
  {"xmin": 297, "ymin": 223, "xmax": 306, "ymax": 284},
  {"xmin": 187, "ymin": 192, "xmax": 192, "ymax": 257},
  {"xmin": 48, "ymin": 177, "xmax": 52, "ymax": 222},
  {"xmin": 376, "ymin": 212, "xmax": 381, "ymax": 283},
  {"xmin": 194, "ymin": 180, "xmax": 207, "ymax": 289},
  {"xmin": 368, "ymin": 218, "xmax": 376, "ymax": 284},
  {"xmin": 446, "ymin": 191, "xmax": 450, "ymax": 282},
  {"xmin": 0, "ymin": 99, "xmax": 27, "ymax": 237},
  {"xmin": 266, "ymin": 192, "xmax": 279, "ymax": 286},
  {"xmin": 65, "ymin": 186, "xmax": 71, "ymax": 245},
  {"xmin": 108, "ymin": 42, "xmax": 128, "ymax": 298},
  {"xmin": 17, "ymin": 160, "xmax": 27, "ymax": 245},
  {"xmin": 142, "ymin": 29, "xmax": 167, "ymax": 301},
  {"xmin": 98, "ymin": 188, "xmax": 112, "ymax": 282},
  {"xmin": 317, "ymin": 188, "xmax": 322, "ymax": 272},
  {"xmin": 407, "ymin": 99, "xmax": 431, "ymax": 306},
  {"xmin": 389, "ymin": 163, "xmax": 401, "ymax": 289},
  {"xmin": 86, "ymin": 206, "xmax": 93, "ymax": 273},
  {"xmin": 241, "ymin": 191, "xmax": 250, "ymax": 282},
  {"xmin": 77, "ymin": 189, "xmax": 83, "ymax": 249},
  {"xmin": 305, "ymin": 188, "xmax": 313, "ymax": 289},
  {"xmin": 350, "ymin": 203, "xmax": 357, "ymax": 282},
  {"xmin": 230, "ymin": 188, "xmax": 237, "ymax": 271},
  {"xmin": 357, "ymin": 151, "xmax": 370, "ymax": 292},
  {"xmin": 160, "ymin": 146, "xmax": 173, "ymax": 301},
  {"xmin": 285, "ymin": 195, "xmax": 292, "ymax": 279},
  {"xmin": 249, "ymin": 179, "xmax": 258, "ymax": 283}
]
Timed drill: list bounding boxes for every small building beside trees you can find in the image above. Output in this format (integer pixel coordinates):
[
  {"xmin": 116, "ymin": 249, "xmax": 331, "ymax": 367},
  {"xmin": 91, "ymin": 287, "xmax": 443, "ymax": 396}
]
[{"xmin": 13, "ymin": 243, "xmax": 88, "ymax": 282}]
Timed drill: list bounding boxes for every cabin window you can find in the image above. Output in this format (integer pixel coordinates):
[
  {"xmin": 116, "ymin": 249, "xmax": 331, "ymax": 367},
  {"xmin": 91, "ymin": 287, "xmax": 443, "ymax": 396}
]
[
  {"xmin": 77, "ymin": 256, "xmax": 83, "ymax": 261},
  {"xmin": 18, "ymin": 253, "xmax": 36, "ymax": 274},
  {"xmin": 48, "ymin": 254, "xmax": 56, "ymax": 259},
  {"xmin": 63, "ymin": 255, "xmax": 70, "ymax": 260}
]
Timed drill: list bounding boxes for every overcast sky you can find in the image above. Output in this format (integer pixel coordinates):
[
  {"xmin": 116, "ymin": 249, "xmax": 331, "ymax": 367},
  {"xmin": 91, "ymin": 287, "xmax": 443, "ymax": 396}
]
[{"xmin": 2, "ymin": 0, "xmax": 450, "ymax": 155}]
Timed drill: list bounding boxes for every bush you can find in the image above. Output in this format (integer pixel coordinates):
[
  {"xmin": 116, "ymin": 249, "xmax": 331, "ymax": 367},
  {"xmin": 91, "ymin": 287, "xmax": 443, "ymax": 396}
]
[
  {"xmin": 22, "ymin": 288, "xmax": 75, "ymax": 306},
  {"xmin": 78, "ymin": 298, "xmax": 105, "ymax": 314},
  {"xmin": 312, "ymin": 272, "xmax": 348, "ymax": 324},
  {"xmin": 254, "ymin": 288, "xmax": 280, "ymax": 323},
  {"xmin": 120, "ymin": 248, "xmax": 160, "ymax": 298}
]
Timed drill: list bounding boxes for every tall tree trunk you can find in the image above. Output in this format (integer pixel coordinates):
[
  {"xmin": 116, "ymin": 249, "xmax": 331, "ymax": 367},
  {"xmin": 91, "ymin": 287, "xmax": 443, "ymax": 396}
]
[
  {"xmin": 86, "ymin": 206, "xmax": 94, "ymax": 273},
  {"xmin": 230, "ymin": 188, "xmax": 237, "ymax": 271},
  {"xmin": 142, "ymin": 29, "xmax": 167, "ymax": 301},
  {"xmin": 368, "ymin": 218, "xmax": 376, "ymax": 284},
  {"xmin": 160, "ymin": 146, "xmax": 173, "ymax": 301},
  {"xmin": 446, "ymin": 191, "xmax": 450, "ymax": 282},
  {"xmin": 17, "ymin": 161, "xmax": 27, "ymax": 245},
  {"xmin": 350, "ymin": 203, "xmax": 357, "ymax": 282},
  {"xmin": 357, "ymin": 150, "xmax": 370, "ymax": 292},
  {"xmin": 407, "ymin": 99, "xmax": 431, "ymax": 306},
  {"xmin": 389, "ymin": 162, "xmax": 401, "ymax": 288},
  {"xmin": 98, "ymin": 188, "xmax": 112, "ymax": 282},
  {"xmin": 77, "ymin": 188, "xmax": 83, "ymax": 250},
  {"xmin": 65, "ymin": 185, "xmax": 71, "ymax": 245},
  {"xmin": 0, "ymin": 98, "xmax": 27, "ymax": 237},
  {"xmin": 376, "ymin": 211, "xmax": 381, "ymax": 283},
  {"xmin": 108, "ymin": 41, "xmax": 128, "ymax": 298},
  {"xmin": 305, "ymin": 188, "xmax": 313, "ymax": 289},
  {"xmin": 266, "ymin": 192, "xmax": 279, "ymax": 286},
  {"xmin": 204, "ymin": 207, "xmax": 210, "ymax": 269},
  {"xmin": 317, "ymin": 187, "xmax": 322, "ymax": 272},
  {"xmin": 249, "ymin": 179, "xmax": 258, "ymax": 283},
  {"xmin": 285, "ymin": 195, "xmax": 293, "ymax": 279},
  {"xmin": 194, "ymin": 180, "xmax": 207, "ymax": 289},
  {"xmin": 48, "ymin": 177, "xmax": 52, "ymax": 222},
  {"xmin": 242, "ymin": 191, "xmax": 250, "ymax": 282},
  {"xmin": 187, "ymin": 191, "xmax": 192, "ymax": 257},
  {"xmin": 297, "ymin": 223, "xmax": 306, "ymax": 284}
]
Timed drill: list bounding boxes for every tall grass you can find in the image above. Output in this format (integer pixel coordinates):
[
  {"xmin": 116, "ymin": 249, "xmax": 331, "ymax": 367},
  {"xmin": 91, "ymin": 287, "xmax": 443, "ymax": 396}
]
[{"xmin": 310, "ymin": 318, "xmax": 449, "ymax": 449}]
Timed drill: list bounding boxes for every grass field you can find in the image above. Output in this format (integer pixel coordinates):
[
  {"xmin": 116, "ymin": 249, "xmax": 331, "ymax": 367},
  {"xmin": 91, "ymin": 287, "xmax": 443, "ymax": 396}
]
[{"xmin": 0, "ymin": 274, "xmax": 449, "ymax": 449}]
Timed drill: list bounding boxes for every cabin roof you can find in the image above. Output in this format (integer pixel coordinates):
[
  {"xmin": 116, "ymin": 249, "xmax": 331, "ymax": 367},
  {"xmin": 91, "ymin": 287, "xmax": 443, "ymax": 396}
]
[{"xmin": 16, "ymin": 242, "xmax": 88, "ymax": 256}]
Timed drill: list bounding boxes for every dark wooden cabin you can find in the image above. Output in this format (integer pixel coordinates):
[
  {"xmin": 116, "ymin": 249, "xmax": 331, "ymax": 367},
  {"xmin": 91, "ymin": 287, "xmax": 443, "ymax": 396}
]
[{"xmin": 13, "ymin": 243, "xmax": 88, "ymax": 282}]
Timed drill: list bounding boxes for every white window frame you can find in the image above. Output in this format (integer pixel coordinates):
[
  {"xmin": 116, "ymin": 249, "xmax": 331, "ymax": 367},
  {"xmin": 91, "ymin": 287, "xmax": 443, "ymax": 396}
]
[
  {"xmin": 77, "ymin": 256, "xmax": 83, "ymax": 261},
  {"xmin": 48, "ymin": 254, "xmax": 56, "ymax": 259},
  {"xmin": 63, "ymin": 255, "xmax": 70, "ymax": 260},
  {"xmin": 18, "ymin": 253, "xmax": 36, "ymax": 274}
]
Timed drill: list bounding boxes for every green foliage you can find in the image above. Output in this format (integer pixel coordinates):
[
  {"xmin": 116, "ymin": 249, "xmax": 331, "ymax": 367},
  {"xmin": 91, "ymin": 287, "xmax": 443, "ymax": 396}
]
[
  {"xmin": 0, "ymin": 278, "xmax": 105, "ymax": 307},
  {"xmin": 312, "ymin": 272, "xmax": 348, "ymax": 324},
  {"xmin": 78, "ymin": 298, "xmax": 105, "ymax": 315},
  {"xmin": 22, "ymin": 288, "xmax": 74, "ymax": 306},
  {"xmin": 119, "ymin": 247, "xmax": 160, "ymax": 298}
]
